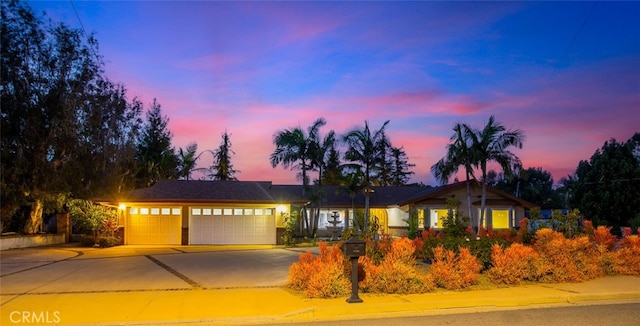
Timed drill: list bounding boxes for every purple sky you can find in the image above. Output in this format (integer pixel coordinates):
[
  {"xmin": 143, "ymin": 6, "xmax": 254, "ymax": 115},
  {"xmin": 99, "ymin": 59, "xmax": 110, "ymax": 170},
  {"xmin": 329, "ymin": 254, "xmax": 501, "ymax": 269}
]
[{"xmin": 29, "ymin": 1, "xmax": 639, "ymax": 186}]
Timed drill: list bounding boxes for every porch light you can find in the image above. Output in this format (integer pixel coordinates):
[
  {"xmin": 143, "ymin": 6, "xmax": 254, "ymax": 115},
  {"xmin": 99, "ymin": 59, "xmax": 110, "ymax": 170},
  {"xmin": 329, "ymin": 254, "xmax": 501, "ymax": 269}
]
[
  {"xmin": 277, "ymin": 205, "xmax": 287, "ymax": 214},
  {"xmin": 118, "ymin": 204, "xmax": 126, "ymax": 210}
]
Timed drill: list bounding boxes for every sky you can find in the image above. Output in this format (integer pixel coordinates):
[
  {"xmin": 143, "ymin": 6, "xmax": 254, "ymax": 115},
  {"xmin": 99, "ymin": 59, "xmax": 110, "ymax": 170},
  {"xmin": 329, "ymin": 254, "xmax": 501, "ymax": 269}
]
[{"xmin": 28, "ymin": 1, "xmax": 640, "ymax": 186}]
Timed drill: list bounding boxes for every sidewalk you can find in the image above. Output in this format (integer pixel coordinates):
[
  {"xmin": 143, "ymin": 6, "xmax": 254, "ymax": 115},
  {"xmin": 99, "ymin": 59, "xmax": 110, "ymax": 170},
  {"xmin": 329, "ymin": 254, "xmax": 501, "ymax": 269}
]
[{"xmin": 2, "ymin": 275, "xmax": 639, "ymax": 325}]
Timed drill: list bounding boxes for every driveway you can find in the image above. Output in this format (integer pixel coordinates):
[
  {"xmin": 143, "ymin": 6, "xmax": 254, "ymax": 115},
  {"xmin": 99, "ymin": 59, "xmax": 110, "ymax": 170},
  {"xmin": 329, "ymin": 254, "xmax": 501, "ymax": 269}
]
[{"xmin": 0, "ymin": 245, "xmax": 309, "ymax": 295}]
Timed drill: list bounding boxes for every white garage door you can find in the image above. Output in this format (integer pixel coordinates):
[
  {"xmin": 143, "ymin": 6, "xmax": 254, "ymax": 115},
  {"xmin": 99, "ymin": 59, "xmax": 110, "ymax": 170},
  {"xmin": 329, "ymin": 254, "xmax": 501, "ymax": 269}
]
[
  {"xmin": 126, "ymin": 207, "xmax": 182, "ymax": 245},
  {"xmin": 189, "ymin": 207, "xmax": 276, "ymax": 245}
]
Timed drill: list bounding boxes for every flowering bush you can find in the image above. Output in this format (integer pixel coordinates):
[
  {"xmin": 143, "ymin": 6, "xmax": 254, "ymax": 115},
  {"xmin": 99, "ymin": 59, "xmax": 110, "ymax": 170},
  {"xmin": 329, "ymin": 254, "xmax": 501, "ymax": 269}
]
[
  {"xmin": 430, "ymin": 246, "xmax": 481, "ymax": 290},
  {"xmin": 288, "ymin": 242, "xmax": 350, "ymax": 298}
]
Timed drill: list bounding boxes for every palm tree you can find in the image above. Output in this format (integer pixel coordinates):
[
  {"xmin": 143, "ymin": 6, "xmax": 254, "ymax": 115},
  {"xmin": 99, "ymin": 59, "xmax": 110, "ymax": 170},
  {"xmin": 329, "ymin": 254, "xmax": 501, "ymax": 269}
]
[
  {"xmin": 343, "ymin": 120, "xmax": 390, "ymax": 233},
  {"xmin": 465, "ymin": 115, "xmax": 524, "ymax": 230},
  {"xmin": 176, "ymin": 143, "xmax": 198, "ymax": 180},
  {"xmin": 431, "ymin": 123, "xmax": 477, "ymax": 228},
  {"xmin": 271, "ymin": 118, "xmax": 328, "ymax": 237},
  {"xmin": 270, "ymin": 118, "xmax": 327, "ymax": 193},
  {"xmin": 309, "ymin": 128, "xmax": 336, "ymax": 186}
]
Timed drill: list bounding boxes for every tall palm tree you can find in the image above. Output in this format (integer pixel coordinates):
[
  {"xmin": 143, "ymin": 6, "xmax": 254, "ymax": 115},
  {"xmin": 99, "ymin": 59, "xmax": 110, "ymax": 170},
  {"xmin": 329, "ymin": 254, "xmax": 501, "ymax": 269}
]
[
  {"xmin": 270, "ymin": 118, "xmax": 326, "ymax": 192},
  {"xmin": 343, "ymin": 120, "xmax": 390, "ymax": 234},
  {"xmin": 271, "ymin": 118, "xmax": 328, "ymax": 237},
  {"xmin": 465, "ymin": 115, "xmax": 524, "ymax": 230},
  {"xmin": 431, "ymin": 123, "xmax": 477, "ymax": 227},
  {"xmin": 309, "ymin": 128, "xmax": 336, "ymax": 186}
]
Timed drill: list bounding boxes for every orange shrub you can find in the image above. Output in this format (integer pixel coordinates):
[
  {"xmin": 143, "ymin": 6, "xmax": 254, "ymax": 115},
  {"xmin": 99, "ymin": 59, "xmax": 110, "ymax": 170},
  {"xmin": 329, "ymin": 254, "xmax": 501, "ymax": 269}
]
[
  {"xmin": 613, "ymin": 235, "xmax": 640, "ymax": 275},
  {"xmin": 488, "ymin": 243, "xmax": 538, "ymax": 284},
  {"xmin": 359, "ymin": 237, "xmax": 434, "ymax": 294},
  {"xmin": 592, "ymin": 226, "xmax": 616, "ymax": 250},
  {"xmin": 516, "ymin": 218, "xmax": 529, "ymax": 243},
  {"xmin": 287, "ymin": 242, "xmax": 350, "ymax": 298},
  {"xmin": 429, "ymin": 246, "xmax": 481, "ymax": 290},
  {"xmin": 532, "ymin": 229, "xmax": 601, "ymax": 282}
]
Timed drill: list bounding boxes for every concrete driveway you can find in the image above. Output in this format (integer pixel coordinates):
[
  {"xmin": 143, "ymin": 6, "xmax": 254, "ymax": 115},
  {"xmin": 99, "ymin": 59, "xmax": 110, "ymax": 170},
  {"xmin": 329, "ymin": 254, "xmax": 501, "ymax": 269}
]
[{"xmin": 0, "ymin": 245, "xmax": 308, "ymax": 295}]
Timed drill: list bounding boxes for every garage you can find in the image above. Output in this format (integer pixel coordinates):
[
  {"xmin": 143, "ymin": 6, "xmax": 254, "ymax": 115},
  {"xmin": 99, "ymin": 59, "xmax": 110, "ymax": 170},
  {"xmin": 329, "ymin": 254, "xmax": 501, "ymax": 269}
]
[
  {"xmin": 189, "ymin": 207, "xmax": 276, "ymax": 245},
  {"xmin": 126, "ymin": 207, "xmax": 182, "ymax": 245}
]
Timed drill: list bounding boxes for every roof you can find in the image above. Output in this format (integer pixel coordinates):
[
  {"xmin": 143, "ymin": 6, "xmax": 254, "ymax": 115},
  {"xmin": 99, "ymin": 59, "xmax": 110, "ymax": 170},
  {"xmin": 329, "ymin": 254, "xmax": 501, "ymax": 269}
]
[{"xmin": 118, "ymin": 179, "xmax": 536, "ymax": 209}]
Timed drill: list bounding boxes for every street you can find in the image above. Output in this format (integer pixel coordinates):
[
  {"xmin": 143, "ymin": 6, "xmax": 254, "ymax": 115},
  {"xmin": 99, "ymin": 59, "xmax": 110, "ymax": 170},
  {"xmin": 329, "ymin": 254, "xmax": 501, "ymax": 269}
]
[{"xmin": 273, "ymin": 301, "xmax": 640, "ymax": 326}]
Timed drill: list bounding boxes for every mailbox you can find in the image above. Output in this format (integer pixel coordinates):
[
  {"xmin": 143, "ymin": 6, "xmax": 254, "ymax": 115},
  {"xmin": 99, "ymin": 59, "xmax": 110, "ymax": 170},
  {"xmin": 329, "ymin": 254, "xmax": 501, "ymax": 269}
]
[{"xmin": 344, "ymin": 237, "xmax": 366, "ymax": 257}]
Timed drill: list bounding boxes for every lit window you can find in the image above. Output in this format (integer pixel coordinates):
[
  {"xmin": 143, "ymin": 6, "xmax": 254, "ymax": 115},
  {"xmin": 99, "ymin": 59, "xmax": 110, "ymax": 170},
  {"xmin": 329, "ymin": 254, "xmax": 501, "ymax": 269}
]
[
  {"xmin": 492, "ymin": 209, "xmax": 510, "ymax": 229},
  {"xmin": 255, "ymin": 208, "xmax": 264, "ymax": 216},
  {"xmin": 213, "ymin": 208, "xmax": 222, "ymax": 215},
  {"xmin": 172, "ymin": 208, "xmax": 181, "ymax": 215},
  {"xmin": 161, "ymin": 208, "xmax": 170, "ymax": 215},
  {"xmin": 140, "ymin": 208, "xmax": 149, "ymax": 215},
  {"xmin": 151, "ymin": 208, "xmax": 160, "ymax": 215},
  {"xmin": 203, "ymin": 208, "xmax": 212, "ymax": 215},
  {"xmin": 192, "ymin": 208, "xmax": 202, "ymax": 216},
  {"xmin": 234, "ymin": 209, "xmax": 243, "ymax": 215},
  {"xmin": 129, "ymin": 208, "xmax": 138, "ymax": 214},
  {"xmin": 244, "ymin": 209, "xmax": 253, "ymax": 215},
  {"xmin": 223, "ymin": 208, "xmax": 233, "ymax": 215},
  {"xmin": 430, "ymin": 208, "xmax": 449, "ymax": 228},
  {"xmin": 265, "ymin": 208, "xmax": 273, "ymax": 216}
]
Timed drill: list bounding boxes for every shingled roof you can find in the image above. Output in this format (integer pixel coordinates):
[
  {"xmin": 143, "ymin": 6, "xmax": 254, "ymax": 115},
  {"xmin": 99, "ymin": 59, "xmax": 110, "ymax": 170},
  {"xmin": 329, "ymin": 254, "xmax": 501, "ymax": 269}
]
[
  {"xmin": 120, "ymin": 180, "xmax": 435, "ymax": 207},
  {"xmin": 119, "ymin": 180, "xmax": 536, "ymax": 209}
]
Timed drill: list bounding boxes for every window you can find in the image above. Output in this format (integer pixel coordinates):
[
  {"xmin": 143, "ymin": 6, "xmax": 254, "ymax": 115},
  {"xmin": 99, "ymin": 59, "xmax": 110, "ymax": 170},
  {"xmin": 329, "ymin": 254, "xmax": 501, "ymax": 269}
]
[
  {"xmin": 265, "ymin": 208, "xmax": 273, "ymax": 216},
  {"xmin": 140, "ymin": 208, "xmax": 149, "ymax": 215},
  {"xmin": 492, "ymin": 209, "xmax": 511, "ymax": 229},
  {"xmin": 129, "ymin": 208, "xmax": 138, "ymax": 214},
  {"xmin": 244, "ymin": 209, "xmax": 253, "ymax": 215},
  {"xmin": 213, "ymin": 208, "xmax": 222, "ymax": 215},
  {"xmin": 429, "ymin": 208, "xmax": 449, "ymax": 228},
  {"xmin": 172, "ymin": 208, "xmax": 181, "ymax": 215},
  {"xmin": 234, "ymin": 208, "xmax": 243, "ymax": 215},
  {"xmin": 150, "ymin": 208, "xmax": 160, "ymax": 215},
  {"xmin": 223, "ymin": 208, "xmax": 233, "ymax": 216},
  {"xmin": 255, "ymin": 208, "xmax": 264, "ymax": 216},
  {"xmin": 192, "ymin": 208, "xmax": 202, "ymax": 216},
  {"xmin": 161, "ymin": 208, "xmax": 171, "ymax": 215},
  {"xmin": 203, "ymin": 208, "xmax": 212, "ymax": 215}
]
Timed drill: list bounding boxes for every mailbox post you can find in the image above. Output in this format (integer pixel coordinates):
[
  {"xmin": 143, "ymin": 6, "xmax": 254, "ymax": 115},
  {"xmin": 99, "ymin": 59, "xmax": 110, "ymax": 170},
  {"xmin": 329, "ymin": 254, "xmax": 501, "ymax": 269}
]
[{"xmin": 343, "ymin": 236, "xmax": 366, "ymax": 303}]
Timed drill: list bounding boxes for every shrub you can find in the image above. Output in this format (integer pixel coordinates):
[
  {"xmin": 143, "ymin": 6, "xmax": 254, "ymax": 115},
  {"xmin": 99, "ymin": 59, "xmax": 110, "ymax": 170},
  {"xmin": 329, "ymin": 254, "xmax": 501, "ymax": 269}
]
[
  {"xmin": 80, "ymin": 235, "xmax": 96, "ymax": 247},
  {"xmin": 613, "ymin": 235, "xmax": 640, "ymax": 275},
  {"xmin": 532, "ymin": 229, "xmax": 600, "ymax": 282},
  {"xmin": 288, "ymin": 242, "xmax": 350, "ymax": 298},
  {"xmin": 487, "ymin": 243, "xmax": 538, "ymax": 285},
  {"xmin": 359, "ymin": 237, "xmax": 435, "ymax": 294},
  {"xmin": 97, "ymin": 236, "xmax": 121, "ymax": 248},
  {"xmin": 429, "ymin": 246, "xmax": 481, "ymax": 290}
]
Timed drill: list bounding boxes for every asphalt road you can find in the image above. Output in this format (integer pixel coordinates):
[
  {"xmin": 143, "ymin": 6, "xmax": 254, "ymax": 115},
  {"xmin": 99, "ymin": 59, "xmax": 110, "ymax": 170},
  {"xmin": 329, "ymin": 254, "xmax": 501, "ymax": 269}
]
[{"xmin": 272, "ymin": 301, "xmax": 640, "ymax": 326}]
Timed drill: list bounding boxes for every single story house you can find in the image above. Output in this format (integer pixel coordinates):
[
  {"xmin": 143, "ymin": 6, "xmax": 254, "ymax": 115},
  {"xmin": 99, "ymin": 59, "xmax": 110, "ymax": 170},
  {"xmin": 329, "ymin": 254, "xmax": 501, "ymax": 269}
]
[{"xmin": 112, "ymin": 180, "xmax": 536, "ymax": 245}]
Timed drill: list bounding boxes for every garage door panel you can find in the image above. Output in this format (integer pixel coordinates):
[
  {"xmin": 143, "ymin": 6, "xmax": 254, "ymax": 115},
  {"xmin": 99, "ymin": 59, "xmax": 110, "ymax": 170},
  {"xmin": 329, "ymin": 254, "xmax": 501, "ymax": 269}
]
[
  {"xmin": 127, "ymin": 208, "xmax": 181, "ymax": 245},
  {"xmin": 189, "ymin": 208, "xmax": 275, "ymax": 245}
]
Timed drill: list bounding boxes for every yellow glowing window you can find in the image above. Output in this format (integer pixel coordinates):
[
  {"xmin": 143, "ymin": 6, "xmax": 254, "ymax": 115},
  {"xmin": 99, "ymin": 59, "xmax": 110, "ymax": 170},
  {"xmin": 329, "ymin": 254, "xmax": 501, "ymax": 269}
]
[
  {"xmin": 492, "ymin": 209, "xmax": 510, "ymax": 229},
  {"xmin": 430, "ymin": 209, "xmax": 449, "ymax": 228},
  {"xmin": 417, "ymin": 209, "xmax": 424, "ymax": 229}
]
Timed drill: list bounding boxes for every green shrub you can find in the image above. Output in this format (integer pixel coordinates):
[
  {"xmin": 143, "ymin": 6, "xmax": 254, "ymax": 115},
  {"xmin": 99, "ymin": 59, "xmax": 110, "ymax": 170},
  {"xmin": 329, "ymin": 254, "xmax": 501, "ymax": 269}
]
[
  {"xmin": 80, "ymin": 235, "xmax": 96, "ymax": 247},
  {"xmin": 97, "ymin": 236, "xmax": 121, "ymax": 248}
]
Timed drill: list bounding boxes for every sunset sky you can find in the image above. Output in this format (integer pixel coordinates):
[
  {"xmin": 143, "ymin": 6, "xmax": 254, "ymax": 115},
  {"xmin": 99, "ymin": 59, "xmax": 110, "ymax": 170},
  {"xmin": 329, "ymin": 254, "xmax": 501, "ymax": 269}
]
[{"xmin": 29, "ymin": 1, "xmax": 639, "ymax": 186}]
